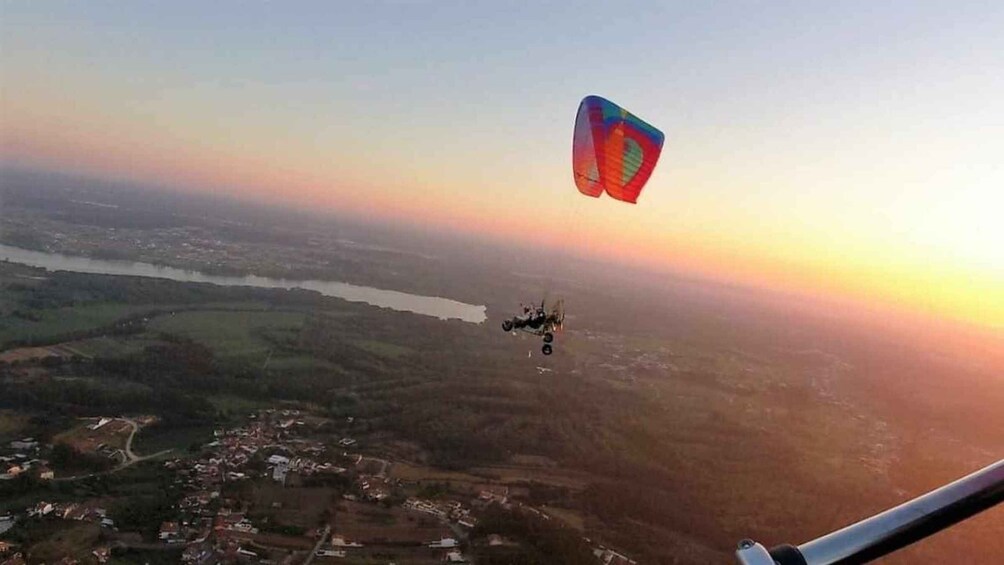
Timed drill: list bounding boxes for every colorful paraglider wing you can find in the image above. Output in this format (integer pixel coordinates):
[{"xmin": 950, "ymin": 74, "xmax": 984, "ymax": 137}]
[{"xmin": 572, "ymin": 95, "xmax": 664, "ymax": 204}]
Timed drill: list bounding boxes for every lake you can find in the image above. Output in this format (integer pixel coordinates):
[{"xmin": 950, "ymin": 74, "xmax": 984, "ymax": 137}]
[{"xmin": 0, "ymin": 244, "xmax": 487, "ymax": 323}]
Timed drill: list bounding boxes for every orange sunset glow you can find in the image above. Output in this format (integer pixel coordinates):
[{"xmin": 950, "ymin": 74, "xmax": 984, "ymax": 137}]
[
  {"xmin": 2, "ymin": 6, "xmax": 1004, "ymax": 565},
  {"xmin": 3, "ymin": 2, "xmax": 1002, "ymax": 333}
]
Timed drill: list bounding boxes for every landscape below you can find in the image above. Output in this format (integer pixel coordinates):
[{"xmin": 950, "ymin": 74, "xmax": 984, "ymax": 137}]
[{"xmin": 1, "ymin": 177, "xmax": 1002, "ymax": 564}]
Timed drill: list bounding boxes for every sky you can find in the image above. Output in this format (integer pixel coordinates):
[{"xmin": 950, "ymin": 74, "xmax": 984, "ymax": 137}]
[{"xmin": 2, "ymin": 1, "xmax": 1002, "ymax": 332}]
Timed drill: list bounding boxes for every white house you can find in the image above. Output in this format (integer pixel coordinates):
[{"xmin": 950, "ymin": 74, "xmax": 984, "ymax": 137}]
[
  {"xmin": 267, "ymin": 455, "xmax": 289, "ymax": 466},
  {"xmin": 428, "ymin": 537, "xmax": 457, "ymax": 548}
]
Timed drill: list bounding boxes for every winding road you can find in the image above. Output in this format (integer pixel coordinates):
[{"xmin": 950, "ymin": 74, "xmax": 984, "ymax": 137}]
[{"xmin": 53, "ymin": 417, "xmax": 173, "ymax": 482}]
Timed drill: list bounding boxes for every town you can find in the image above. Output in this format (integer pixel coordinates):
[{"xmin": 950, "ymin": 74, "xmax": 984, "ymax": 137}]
[{"xmin": 1, "ymin": 409, "xmax": 636, "ymax": 565}]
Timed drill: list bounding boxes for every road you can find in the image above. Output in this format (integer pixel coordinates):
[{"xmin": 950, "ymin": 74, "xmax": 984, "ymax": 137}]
[
  {"xmin": 446, "ymin": 520, "xmax": 467, "ymax": 543},
  {"xmin": 375, "ymin": 457, "xmax": 390, "ymax": 478},
  {"xmin": 121, "ymin": 418, "xmax": 143, "ymax": 462},
  {"xmin": 53, "ymin": 417, "xmax": 173, "ymax": 482},
  {"xmin": 301, "ymin": 524, "xmax": 331, "ymax": 565},
  {"xmin": 358, "ymin": 455, "xmax": 391, "ymax": 478}
]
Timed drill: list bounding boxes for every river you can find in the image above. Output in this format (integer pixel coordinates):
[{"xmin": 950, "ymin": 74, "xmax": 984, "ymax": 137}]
[{"xmin": 0, "ymin": 244, "xmax": 486, "ymax": 323}]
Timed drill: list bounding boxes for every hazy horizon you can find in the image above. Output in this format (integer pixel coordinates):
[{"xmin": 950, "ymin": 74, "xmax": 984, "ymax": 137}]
[
  {"xmin": 3, "ymin": 164, "xmax": 1001, "ymax": 366},
  {"xmin": 3, "ymin": 1, "xmax": 1002, "ymax": 332}
]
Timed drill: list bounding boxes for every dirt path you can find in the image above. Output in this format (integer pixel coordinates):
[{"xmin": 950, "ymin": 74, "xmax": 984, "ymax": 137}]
[
  {"xmin": 53, "ymin": 418, "xmax": 173, "ymax": 482},
  {"xmin": 122, "ymin": 418, "xmax": 140, "ymax": 462},
  {"xmin": 374, "ymin": 457, "xmax": 390, "ymax": 477},
  {"xmin": 301, "ymin": 524, "xmax": 331, "ymax": 565}
]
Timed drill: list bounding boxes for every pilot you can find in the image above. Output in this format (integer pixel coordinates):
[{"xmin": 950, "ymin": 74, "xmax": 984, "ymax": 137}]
[{"xmin": 518, "ymin": 304, "xmax": 533, "ymax": 323}]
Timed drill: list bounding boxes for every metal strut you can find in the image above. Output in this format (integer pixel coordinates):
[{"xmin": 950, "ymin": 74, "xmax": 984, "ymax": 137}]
[{"xmin": 736, "ymin": 458, "xmax": 1004, "ymax": 565}]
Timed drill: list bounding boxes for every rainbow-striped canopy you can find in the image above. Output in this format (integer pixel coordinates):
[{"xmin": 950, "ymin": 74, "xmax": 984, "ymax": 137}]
[{"xmin": 572, "ymin": 95, "xmax": 664, "ymax": 204}]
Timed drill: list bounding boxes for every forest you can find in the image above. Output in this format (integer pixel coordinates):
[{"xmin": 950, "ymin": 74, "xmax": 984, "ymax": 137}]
[{"xmin": 2, "ymin": 256, "xmax": 1002, "ymax": 563}]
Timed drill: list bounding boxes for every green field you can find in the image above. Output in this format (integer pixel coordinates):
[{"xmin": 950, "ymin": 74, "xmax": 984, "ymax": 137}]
[
  {"xmin": 133, "ymin": 424, "xmax": 213, "ymax": 455},
  {"xmin": 14, "ymin": 521, "xmax": 101, "ymax": 564},
  {"xmin": 207, "ymin": 394, "xmax": 274, "ymax": 415},
  {"xmin": 0, "ymin": 409, "xmax": 30, "ymax": 441},
  {"xmin": 351, "ymin": 339, "xmax": 415, "ymax": 359},
  {"xmin": 148, "ymin": 309, "xmax": 307, "ymax": 361},
  {"xmin": 264, "ymin": 354, "xmax": 340, "ymax": 372},
  {"xmin": 0, "ymin": 303, "xmax": 155, "ymax": 346},
  {"xmin": 65, "ymin": 335, "xmax": 166, "ymax": 358}
]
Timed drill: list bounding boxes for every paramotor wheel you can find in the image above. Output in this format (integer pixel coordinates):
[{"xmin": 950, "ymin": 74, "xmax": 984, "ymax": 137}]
[
  {"xmin": 502, "ymin": 320, "xmax": 513, "ymax": 332},
  {"xmin": 543, "ymin": 332, "xmax": 554, "ymax": 343},
  {"xmin": 542, "ymin": 344, "xmax": 553, "ymax": 355}
]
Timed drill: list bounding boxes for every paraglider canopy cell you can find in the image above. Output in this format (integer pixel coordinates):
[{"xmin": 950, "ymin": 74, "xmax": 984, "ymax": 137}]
[{"xmin": 572, "ymin": 95, "xmax": 665, "ymax": 204}]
